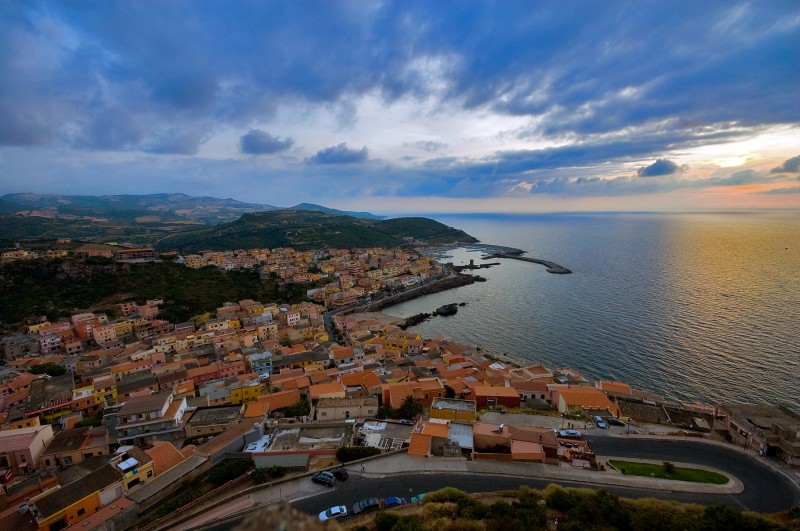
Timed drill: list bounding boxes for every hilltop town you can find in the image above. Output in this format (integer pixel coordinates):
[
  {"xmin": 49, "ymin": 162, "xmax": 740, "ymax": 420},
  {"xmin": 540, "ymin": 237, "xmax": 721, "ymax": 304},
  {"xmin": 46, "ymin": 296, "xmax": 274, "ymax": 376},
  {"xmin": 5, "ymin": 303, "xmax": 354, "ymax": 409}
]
[{"xmin": 0, "ymin": 244, "xmax": 798, "ymax": 530}]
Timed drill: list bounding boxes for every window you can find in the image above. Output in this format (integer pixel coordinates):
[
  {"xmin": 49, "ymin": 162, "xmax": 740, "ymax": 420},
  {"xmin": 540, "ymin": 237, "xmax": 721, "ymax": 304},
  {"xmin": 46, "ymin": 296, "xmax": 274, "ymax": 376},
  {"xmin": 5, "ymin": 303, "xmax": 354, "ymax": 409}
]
[
  {"xmin": 77, "ymin": 508, "xmax": 85, "ymax": 516},
  {"xmin": 147, "ymin": 470, "xmax": 153, "ymax": 478}
]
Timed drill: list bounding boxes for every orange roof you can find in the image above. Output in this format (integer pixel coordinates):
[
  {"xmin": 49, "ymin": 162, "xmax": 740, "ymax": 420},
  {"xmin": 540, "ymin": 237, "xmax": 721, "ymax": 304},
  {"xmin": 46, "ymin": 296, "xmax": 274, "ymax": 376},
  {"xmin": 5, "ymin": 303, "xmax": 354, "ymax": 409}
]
[
  {"xmin": 144, "ymin": 441, "xmax": 187, "ymax": 476},
  {"xmin": 414, "ymin": 379, "xmax": 444, "ymax": 392},
  {"xmin": 421, "ymin": 421, "xmax": 449, "ymax": 438},
  {"xmin": 511, "ymin": 439, "xmax": 544, "ymax": 457},
  {"xmin": 245, "ymin": 389, "xmax": 302, "ymax": 417},
  {"xmin": 596, "ymin": 380, "xmax": 632, "ymax": 394},
  {"xmin": 309, "ymin": 381, "xmax": 345, "ymax": 400},
  {"xmin": 556, "ymin": 386, "xmax": 614, "ymax": 409},
  {"xmin": 472, "ymin": 386, "xmax": 520, "ymax": 398},
  {"xmin": 386, "ymin": 382, "xmax": 415, "ymax": 409},
  {"xmin": 407, "ymin": 432, "xmax": 431, "ymax": 457},
  {"xmin": 473, "ymin": 422, "xmax": 510, "ymax": 437}
]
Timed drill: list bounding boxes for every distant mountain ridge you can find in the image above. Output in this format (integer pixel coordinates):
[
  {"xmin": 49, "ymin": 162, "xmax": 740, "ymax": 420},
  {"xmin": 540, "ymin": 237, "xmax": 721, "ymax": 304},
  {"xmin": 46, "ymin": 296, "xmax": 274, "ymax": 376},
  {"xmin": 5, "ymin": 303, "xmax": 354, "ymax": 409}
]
[
  {"xmin": 289, "ymin": 203, "xmax": 385, "ymax": 220},
  {"xmin": 1, "ymin": 192, "xmax": 280, "ymax": 225},
  {"xmin": 155, "ymin": 209, "xmax": 477, "ymax": 252},
  {"xmin": 0, "ymin": 192, "xmax": 476, "ymax": 251}
]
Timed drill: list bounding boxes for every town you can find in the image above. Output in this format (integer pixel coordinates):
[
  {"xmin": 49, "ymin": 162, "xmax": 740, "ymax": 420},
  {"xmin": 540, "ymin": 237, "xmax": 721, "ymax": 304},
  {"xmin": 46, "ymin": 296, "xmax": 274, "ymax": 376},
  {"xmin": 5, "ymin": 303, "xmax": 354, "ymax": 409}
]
[{"xmin": 0, "ymin": 244, "xmax": 798, "ymax": 530}]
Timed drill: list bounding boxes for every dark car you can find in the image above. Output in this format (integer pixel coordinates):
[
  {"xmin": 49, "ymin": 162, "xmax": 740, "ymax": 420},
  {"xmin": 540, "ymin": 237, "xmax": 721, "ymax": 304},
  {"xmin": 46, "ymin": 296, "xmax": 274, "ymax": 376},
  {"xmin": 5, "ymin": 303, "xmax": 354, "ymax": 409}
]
[
  {"xmin": 352, "ymin": 497, "xmax": 382, "ymax": 515},
  {"xmin": 607, "ymin": 417, "xmax": 626, "ymax": 427},
  {"xmin": 311, "ymin": 471, "xmax": 336, "ymax": 487},
  {"xmin": 384, "ymin": 496, "xmax": 407, "ymax": 508},
  {"xmin": 331, "ymin": 467, "xmax": 348, "ymax": 481}
]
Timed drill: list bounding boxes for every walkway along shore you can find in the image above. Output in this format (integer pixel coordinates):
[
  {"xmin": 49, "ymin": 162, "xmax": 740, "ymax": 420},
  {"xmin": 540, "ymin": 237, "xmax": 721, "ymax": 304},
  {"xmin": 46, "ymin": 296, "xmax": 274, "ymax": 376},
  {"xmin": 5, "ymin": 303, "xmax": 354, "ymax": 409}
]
[{"xmin": 487, "ymin": 252, "xmax": 572, "ymax": 274}]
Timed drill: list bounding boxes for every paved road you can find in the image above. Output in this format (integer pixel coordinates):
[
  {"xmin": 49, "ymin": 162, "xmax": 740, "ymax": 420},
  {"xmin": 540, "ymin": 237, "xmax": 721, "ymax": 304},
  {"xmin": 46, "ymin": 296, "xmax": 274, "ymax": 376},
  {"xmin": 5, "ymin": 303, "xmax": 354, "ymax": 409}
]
[{"xmin": 586, "ymin": 434, "xmax": 800, "ymax": 513}]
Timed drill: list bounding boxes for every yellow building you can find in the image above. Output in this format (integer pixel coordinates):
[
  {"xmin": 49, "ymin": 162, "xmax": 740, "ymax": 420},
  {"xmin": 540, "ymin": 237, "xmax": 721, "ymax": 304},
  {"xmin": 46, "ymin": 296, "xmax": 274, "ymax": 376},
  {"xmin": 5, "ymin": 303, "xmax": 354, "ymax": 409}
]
[
  {"xmin": 230, "ymin": 381, "xmax": 263, "ymax": 404},
  {"xmin": 113, "ymin": 319, "xmax": 133, "ymax": 337}
]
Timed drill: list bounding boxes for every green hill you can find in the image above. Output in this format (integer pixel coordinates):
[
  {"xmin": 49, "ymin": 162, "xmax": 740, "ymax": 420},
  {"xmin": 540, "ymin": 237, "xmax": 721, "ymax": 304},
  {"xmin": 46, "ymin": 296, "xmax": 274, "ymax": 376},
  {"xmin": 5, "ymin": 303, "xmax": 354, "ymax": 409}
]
[
  {"xmin": 155, "ymin": 210, "xmax": 477, "ymax": 252},
  {"xmin": 0, "ymin": 259, "xmax": 311, "ymax": 331}
]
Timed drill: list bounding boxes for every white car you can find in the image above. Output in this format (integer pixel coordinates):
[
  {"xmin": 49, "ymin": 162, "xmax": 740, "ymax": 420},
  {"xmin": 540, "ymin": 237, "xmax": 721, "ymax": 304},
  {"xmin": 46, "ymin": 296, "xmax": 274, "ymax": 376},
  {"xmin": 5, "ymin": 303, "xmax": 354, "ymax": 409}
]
[{"xmin": 319, "ymin": 505, "xmax": 348, "ymax": 521}]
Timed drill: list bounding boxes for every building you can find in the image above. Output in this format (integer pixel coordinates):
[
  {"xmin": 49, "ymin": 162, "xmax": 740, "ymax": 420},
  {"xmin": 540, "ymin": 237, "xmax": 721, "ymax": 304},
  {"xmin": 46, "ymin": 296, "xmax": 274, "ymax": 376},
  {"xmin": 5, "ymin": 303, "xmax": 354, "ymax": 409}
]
[
  {"xmin": 185, "ymin": 405, "xmax": 244, "ymax": 439},
  {"xmin": 468, "ymin": 386, "xmax": 521, "ymax": 409},
  {"xmin": 314, "ymin": 397, "xmax": 378, "ymax": 421},
  {"xmin": 113, "ymin": 391, "xmax": 188, "ymax": 445},
  {"xmin": 717, "ymin": 403, "xmax": 800, "ymax": 465},
  {"xmin": 40, "ymin": 426, "xmax": 109, "ymax": 468},
  {"xmin": 0, "ymin": 425, "xmax": 54, "ymax": 476},
  {"xmin": 551, "ymin": 386, "xmax": 615, "ymax": 415}
]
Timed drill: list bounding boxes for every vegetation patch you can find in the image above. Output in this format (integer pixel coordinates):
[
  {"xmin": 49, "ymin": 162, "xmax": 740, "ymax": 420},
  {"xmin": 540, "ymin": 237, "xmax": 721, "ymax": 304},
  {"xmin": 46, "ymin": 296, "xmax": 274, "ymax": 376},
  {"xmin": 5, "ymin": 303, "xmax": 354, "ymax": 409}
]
[
  {"xmin": 609, "ymin": 460, "xmax": 729, "ymax": 484},
  {"xmin": 336, "ymin": 446, "xmax": 381, "ymax": 462},
  {"xmin": 362, "ymin": 484, "xmax": 781, "ymax": 531}
]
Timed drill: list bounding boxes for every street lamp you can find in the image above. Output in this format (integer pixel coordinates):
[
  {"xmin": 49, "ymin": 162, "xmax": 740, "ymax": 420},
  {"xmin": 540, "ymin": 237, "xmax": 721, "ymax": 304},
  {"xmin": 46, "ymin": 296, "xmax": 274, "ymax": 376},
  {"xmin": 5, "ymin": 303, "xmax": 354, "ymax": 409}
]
[{"xmin": 561, "ymin": 413, "xmax": 565, "ymax": 429}]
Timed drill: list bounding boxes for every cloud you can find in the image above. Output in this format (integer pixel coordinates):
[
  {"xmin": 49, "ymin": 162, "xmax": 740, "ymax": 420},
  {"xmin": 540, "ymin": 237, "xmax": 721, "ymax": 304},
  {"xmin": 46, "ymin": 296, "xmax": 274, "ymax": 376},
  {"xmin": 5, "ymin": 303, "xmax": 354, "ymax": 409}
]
[
  {"xmin": 754, "ymin": 187, "xmax": 800, "ymax": 194},
  {"xmin": 143, "ymin": 128, "xmax": 209, "ymax": 155},
  {"xmin": 408, "ymin": 140, "xmax": 448, "ymax": 152},
  {"xmin": 308, "ymin": 143, "xmax": 369, "ymax": 164},
  {"xmin": 638, "ymin": 159, "xmax": 680, "ymax": 177},
  {"xmin": 770, "ymin": 154, "xmax": 800, "ymax": 173},
  {"xmin": 240, "ymin": 129, "xmax": 295, "ymax": 155}
]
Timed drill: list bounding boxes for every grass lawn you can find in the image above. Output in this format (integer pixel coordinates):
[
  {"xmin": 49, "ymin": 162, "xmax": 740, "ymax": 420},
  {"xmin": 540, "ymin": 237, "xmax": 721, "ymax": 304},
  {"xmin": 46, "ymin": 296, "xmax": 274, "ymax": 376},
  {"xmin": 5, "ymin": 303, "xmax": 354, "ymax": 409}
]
[{"xmin": 608, "ymin": 460, "xmax": 729, "ymax": 484}]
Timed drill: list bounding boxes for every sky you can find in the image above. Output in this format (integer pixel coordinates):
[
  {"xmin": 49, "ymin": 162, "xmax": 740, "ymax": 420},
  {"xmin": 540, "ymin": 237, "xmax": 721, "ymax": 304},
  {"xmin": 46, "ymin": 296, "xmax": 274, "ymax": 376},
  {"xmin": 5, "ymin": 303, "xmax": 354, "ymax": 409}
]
[{"xmin": 1, "ymin": 1, "xmax": 799, "ymax": 214}]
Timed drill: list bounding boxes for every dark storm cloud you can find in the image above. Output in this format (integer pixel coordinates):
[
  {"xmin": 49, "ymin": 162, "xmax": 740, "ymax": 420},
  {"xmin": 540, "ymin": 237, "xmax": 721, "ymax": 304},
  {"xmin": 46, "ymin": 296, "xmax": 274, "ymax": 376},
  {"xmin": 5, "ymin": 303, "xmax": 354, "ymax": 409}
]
[
  {"xmin": 770, "ymin": 155, "xmax": 800, "ymax": 173},
  {"xmin": 2, "ymin": 2, "xmax": 797, "ymax": 150},
  {"xmin": 638, "ymin": 159, "xmax": 680, "ymax": 177},
  {"xmin": 308, "ymin": 143, "xmax": 369, "ymax": 164},
  {"xmin": 240, "ymin": 130, "xmax": 295, "ymax": 155}
]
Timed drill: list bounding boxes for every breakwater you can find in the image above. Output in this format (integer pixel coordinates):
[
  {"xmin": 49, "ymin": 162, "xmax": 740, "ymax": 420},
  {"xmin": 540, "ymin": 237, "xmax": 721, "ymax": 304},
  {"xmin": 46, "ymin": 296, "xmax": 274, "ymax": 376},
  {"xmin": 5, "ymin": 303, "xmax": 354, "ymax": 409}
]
[{"xmin": 487, "ymin": 253, "xmax": 572, "ymax": 274}]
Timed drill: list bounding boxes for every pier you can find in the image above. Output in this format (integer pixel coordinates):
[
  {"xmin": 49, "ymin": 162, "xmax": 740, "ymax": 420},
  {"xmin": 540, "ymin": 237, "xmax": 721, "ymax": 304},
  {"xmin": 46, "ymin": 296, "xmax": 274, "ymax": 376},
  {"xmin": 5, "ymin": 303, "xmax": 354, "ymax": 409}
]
[{"xmin": 486, "ymin": 253, "xmax": 572, "ymax": 274}]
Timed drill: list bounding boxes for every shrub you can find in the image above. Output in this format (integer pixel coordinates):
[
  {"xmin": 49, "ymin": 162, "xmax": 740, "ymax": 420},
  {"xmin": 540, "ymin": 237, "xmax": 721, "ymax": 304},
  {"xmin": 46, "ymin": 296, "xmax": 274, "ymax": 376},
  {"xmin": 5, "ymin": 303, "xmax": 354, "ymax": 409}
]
[
  {"xmin": 336, "ymin": 446, "xmax": 381, "ymax": 462},
  {"xmin": 207, "ymin": 459, "xmax": 253, "ymax": 487},
  {"xmin": 425, "ymin": 487, "xmax": 469, "ymax": 503},
  {"xmin": 374, "ymin": 511, "xmax": 402, "ymax": 531},
  {"xmin": 252, "ymin": 466, "xmax": 286, "ymax": 484},
  {"xmin": 544, "ymin": 485, "xmax": 575, "ymax": 511}
]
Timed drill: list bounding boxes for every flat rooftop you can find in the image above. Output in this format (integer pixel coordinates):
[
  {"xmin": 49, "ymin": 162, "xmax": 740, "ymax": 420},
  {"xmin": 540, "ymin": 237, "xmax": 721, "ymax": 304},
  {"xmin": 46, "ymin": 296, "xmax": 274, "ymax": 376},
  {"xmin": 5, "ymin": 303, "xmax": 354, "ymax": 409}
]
[
  {"xmin": 266, "ymin": 425, "xmax": 352, "ymax": 452},
  {"xmin": 431, "ymin": 398, "xmax": 476, "ymax": 412},
  {"xmin": 187, "ymin": 405, "xmax": 242, "ymax": 425}
]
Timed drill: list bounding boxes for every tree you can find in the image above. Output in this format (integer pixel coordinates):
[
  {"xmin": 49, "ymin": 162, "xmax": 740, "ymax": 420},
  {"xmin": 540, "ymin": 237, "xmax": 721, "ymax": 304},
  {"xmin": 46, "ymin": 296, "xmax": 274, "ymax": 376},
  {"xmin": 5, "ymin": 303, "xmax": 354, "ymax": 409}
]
[
  {"xmin": 398, "ymin": 394, "xmax": 424, "ymax": 420},
  {"xmin": 663, "ymin": 461, "xmax": 677, "ymax": 476},
  {"xmin": 30, "ymin": 363, "xmax": 66, "ymax": 377}
]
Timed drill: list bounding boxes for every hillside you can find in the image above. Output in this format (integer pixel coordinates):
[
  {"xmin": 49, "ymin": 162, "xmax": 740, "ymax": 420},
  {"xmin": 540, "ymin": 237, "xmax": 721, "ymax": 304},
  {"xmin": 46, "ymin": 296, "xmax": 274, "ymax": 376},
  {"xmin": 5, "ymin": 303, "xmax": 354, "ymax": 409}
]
[
  {"xmin": 154, "ymin": 210, "xmax": 477, "ymax": 252},
  {"xmin": 1, "ymin": 192, "xmax": 279, "ymax": 225},
  {"xmin": 0, "ymin": 259, "xmax": 311, "ymax": 331},
  {"xmin": 290, "ymin": 203, "xmax": 385, "ymax": 220}
]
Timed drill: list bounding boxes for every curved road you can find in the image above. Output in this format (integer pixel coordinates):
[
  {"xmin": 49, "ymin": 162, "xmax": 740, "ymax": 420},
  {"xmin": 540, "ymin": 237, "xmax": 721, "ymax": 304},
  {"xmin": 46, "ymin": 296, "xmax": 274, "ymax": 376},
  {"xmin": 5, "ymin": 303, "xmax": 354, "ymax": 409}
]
[{"xmin": 192, "ymin": 437, "xmax": 799, "ymax": 529}]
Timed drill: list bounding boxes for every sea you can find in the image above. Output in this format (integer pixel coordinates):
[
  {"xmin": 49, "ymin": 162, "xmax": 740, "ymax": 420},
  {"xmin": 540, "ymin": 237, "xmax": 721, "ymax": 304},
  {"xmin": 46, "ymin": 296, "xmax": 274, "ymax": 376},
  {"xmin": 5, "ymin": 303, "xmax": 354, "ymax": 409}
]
[{"xmin": 381, "ymin": 211, "xmax": 800, "ymax": 411}]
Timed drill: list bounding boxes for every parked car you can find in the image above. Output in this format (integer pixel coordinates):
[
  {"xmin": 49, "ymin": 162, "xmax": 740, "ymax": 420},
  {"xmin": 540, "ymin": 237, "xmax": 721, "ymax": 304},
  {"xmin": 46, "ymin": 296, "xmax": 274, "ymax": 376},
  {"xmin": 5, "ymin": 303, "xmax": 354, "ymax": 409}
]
[
  {"xmin": 311, "ymin": 471, "xmax": 336, "ymax": 487},
  {"xmin": 607, "ymin": 417, "xmax": 626, "ymax": 427},
  {"xmin": 594, "ymin": 416, "xmax": 608, "ymax": 429},
  {"xmin": 352, "ymin": 497, "xmax": 382, "ymax": 515},
  {"xmin": 410, "ymin": 493, "xmax": 426, "ymax": 504},
  {"xmin": 383, "ymin": 496, "xmax": 407, "ymax": 508},
  {"xmin": 331, "ymin": 467, "xmax": 348, "ymax": 481},
  {"xmin": 318, "ymin": 505, "xmax": 347, "ymax": 521},
  {"xmin": 557, "ymin": 429, "xmax": 582, "ymax": 439}
]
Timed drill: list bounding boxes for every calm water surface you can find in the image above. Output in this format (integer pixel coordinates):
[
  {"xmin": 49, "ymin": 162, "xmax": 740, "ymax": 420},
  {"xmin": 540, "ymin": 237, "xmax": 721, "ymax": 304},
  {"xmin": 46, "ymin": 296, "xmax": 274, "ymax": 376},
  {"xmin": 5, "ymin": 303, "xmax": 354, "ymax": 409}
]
[{"xmin": 384, "ymin": 212, "xmax": 800, "ymax": 410}]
